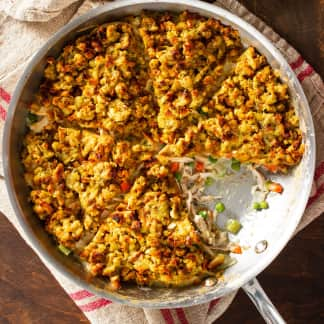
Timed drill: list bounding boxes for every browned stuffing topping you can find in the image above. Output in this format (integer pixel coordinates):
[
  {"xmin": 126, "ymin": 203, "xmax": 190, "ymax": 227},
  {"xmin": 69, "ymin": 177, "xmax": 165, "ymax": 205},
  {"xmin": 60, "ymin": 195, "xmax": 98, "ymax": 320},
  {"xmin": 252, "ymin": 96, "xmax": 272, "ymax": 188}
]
[{"xmin": 22, "ymin": 11, "xmax": 304, "ymax": 289}]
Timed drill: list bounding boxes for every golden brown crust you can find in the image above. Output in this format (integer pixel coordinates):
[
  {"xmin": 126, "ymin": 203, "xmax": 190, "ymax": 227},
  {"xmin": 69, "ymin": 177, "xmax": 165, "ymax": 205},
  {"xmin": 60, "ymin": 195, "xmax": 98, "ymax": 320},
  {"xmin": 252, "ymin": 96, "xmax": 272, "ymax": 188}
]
[{"xmin": 21, "ymin": 11, "xmax": 303, "ymax": 289}]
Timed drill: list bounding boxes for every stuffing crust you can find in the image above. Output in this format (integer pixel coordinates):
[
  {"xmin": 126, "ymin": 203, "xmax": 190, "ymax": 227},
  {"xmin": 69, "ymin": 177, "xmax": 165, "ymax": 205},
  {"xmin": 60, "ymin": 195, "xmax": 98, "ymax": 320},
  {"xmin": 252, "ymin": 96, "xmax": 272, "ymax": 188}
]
[{"xmin": 22, "ymin": 11, "xmax": 303, "ymax": 289}]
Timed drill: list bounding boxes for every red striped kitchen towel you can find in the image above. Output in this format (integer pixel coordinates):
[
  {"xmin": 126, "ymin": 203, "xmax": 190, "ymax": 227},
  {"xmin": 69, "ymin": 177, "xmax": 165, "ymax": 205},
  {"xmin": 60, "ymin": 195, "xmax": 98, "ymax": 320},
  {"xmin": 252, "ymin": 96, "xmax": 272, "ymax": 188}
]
[{"xmin": 0, "ymin": 0, "xmax": 323, "ymax": 323}]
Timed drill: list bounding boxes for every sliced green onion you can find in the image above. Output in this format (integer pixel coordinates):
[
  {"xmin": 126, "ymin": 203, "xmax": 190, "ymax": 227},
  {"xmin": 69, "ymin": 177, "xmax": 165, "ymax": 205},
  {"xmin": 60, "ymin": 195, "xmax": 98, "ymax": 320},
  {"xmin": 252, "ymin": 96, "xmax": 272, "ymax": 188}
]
[
  {"xmin": 226, "ymin": 219, "xmax": 242, "ymax": 234},
  {"xmin": 253, "ymin": 202, "xmax": 262, "ymax": 211},
  {"xmin": 231, "ymin": 158, "xmax": 241, "ymax": 171},
  {"xmin": 58, "ymin": 244, "xmax": 71, "ymax": 256},
  {"xmin": 215, "ymin": 202, "xmax": 225, "ymax": 213},
  {"xmin": 175, "ymin": 172, "xmax": 182, "ymax": 181},
  {"xmin": 205, "ymin": 177, "xmax": 213, "ymax": 186},
  {"xmin": 27, "ymin": 112, "xmax": 38, "ymax": 123},
  {"xmin": 208, "ymin": 156, "xmax": 218, "ymax": 163},
  {"xmin": 198, "ymin": 210, "xmax": 208, "ymax": 218},
  {"xmin": 259, "ymin": 201, "xmax": 269, "ymax": 209}
]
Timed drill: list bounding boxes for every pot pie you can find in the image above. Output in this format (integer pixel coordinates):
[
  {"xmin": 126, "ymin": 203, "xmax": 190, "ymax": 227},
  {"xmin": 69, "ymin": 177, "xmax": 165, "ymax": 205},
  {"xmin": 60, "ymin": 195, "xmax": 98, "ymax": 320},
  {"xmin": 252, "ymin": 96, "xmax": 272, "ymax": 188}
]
[{"xmin": 21, "ymin": 11, "xmax": 304, "ymax": 289}]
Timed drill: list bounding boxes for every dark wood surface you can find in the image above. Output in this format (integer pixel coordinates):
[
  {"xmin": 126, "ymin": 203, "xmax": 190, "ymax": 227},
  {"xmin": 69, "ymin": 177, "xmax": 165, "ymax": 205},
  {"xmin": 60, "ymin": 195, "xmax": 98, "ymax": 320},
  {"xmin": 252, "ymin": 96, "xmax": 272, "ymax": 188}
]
[
  {"xmin": 239, "ymin": 0, "xmax": 324, "ymax": 78},
  {"xmin": 0, "ymin": 1, "xmax": 323, "ymax": 323},
  {"xmin": 0, "ymin": 213, "xmax": 88, "ymax": 324}
]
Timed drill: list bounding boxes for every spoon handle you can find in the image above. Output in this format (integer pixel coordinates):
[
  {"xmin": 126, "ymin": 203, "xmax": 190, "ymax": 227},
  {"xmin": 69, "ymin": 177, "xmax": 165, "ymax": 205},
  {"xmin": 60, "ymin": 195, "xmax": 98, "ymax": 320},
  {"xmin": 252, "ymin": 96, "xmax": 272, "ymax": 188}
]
[{"xmin": 242, "ymin": 277, "xmax": 286, "ymax": 324}]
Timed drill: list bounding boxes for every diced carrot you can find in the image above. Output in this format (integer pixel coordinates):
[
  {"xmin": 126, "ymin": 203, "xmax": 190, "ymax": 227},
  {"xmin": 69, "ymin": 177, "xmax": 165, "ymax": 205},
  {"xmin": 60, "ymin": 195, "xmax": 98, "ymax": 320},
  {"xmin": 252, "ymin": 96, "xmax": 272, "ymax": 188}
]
[
  {"xmin": 267, "ymin": 181, "xmax": 284, "ymax": 194},
  {"xmin": 231, "ymin": 245, "xmax": 242, "ymax": 254},
  {"xmin": 195, "ymin": 161, "xmax": 204, "ymax": 172},
  {"xmin": 120, "ymin": 181, "xmax": 131, "ymax": 193},
  {"xmin": 170, "ymin": 162, "xmax": 180, "ymax": 173},
  {"xmin": 265, "ymin": 164, "xmax": 279, "ymax": 173}
]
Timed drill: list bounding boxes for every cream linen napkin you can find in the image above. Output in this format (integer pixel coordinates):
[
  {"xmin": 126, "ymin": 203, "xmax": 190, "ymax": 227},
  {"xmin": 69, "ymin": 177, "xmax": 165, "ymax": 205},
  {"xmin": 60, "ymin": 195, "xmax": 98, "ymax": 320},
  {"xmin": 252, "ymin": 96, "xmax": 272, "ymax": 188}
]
[
  {"xmin": 0, "ymin": 0, "xmax": 81, "ymax": 22},
  {"xmin": 0, "ymin": 0, "xmax": 323, "ymax": 323}
]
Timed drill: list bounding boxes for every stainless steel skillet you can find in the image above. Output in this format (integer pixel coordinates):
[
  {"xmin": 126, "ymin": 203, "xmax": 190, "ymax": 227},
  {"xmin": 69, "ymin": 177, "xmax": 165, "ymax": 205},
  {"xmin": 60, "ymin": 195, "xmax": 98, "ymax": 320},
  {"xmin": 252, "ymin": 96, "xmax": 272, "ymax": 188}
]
[{"xmin": 2, "ymin": 0, "xmax": 315, "ymax": 322}]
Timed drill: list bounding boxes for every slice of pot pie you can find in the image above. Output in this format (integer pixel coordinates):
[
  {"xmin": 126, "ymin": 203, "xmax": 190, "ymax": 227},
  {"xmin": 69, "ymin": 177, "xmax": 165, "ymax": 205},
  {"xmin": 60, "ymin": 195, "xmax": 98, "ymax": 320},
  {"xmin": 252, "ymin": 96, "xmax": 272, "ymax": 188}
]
[{"xmin": 158, "ymin": 46, "xmax": 304, "ymax": 173}]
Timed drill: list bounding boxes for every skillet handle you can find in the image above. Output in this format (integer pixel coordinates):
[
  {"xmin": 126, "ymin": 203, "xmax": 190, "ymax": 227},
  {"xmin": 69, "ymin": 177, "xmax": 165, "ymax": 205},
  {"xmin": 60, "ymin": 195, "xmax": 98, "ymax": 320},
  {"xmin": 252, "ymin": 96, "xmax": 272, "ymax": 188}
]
[{"xmin": 242, "ymin": 277, "xmax": 286, "ymax": 324}]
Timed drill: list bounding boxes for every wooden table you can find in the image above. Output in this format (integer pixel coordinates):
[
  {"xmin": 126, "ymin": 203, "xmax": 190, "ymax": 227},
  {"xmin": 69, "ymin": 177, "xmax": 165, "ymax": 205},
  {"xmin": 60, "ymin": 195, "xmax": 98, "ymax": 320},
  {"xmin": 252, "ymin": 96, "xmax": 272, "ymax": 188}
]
[{"xmin": 0, "ymin": 1, "xmax": 323, "ymax": 323}]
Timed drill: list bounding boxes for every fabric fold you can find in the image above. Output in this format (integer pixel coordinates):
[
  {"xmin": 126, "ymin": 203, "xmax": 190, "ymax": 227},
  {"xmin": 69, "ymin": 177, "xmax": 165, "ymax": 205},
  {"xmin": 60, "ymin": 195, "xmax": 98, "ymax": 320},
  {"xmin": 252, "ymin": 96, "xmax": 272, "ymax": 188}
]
[{"xmin": 0, "ymin": 0, "xmax": 80, "ymax": 22}]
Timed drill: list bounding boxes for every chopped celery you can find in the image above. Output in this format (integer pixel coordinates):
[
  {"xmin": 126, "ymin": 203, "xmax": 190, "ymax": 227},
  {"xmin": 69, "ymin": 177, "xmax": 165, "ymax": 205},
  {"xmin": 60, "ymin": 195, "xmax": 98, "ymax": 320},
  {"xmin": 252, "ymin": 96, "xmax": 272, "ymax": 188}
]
[
  {"xmin": 58, "ymin": 244, "xmax": 71, "ymax": 256},
  {"xmin": 226, "ymin": 219, "xmax": 242, "ymax": 234},
  {"xmin": 187, "ymin": 161, "xmax": 195, "ymax": 168},
  {"xmin": 205, "ymin": 177, "xmax": 213, "ymax": 186},
  {"xmin": 231, "ymin": 158, "xmax": 241, "ymax": 171},
  {"xmin": 208, "ymin": 156, "xmax": 218, "ymax": 163},
  {"xmin": 175, "ymin": 172, "xmax": 182, "ymax": 181},
  {"xmin": 27, "ymin": 112, "xmax": 38, "ymax": 123}
]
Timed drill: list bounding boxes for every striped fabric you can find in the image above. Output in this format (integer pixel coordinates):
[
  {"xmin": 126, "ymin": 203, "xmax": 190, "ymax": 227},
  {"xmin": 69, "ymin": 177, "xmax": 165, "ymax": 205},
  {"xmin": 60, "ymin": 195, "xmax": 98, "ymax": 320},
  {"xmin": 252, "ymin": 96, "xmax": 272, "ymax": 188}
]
[{"xmin": 0, "ymin": 0, "xmax": 323, "ymax": 323}]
